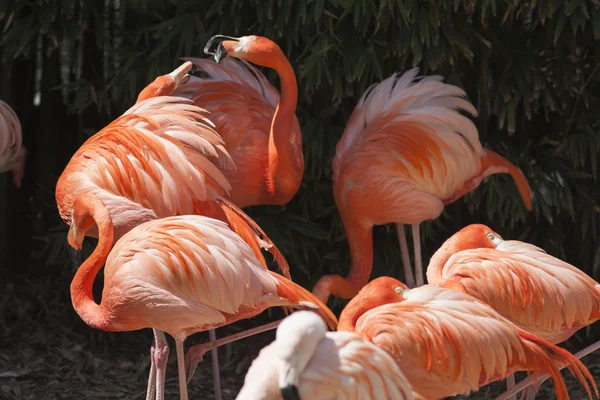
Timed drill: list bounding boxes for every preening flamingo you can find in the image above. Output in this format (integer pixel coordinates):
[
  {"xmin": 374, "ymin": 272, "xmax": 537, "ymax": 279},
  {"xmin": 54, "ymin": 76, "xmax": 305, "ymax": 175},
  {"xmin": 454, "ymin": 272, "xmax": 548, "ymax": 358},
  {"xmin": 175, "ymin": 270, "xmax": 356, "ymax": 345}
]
[
  {"xmin": 0, "ymin": 99, "xmax": 26, "ymax": 187},
  {"xmin": 138, "ymin": 37, "xmax": 302, "ymax": 396},
  {"xmin": 55, "ymin": 92, "xmax": 291, "ymax": 399},
  {"xmin": 68, "ymin": 212, "xmax": 337, "ymax": 400},
  {"xmin": 236, "ymin": 310, "xmax": 418, "ymax": 400},
  {"xmin": 312, "ymin": 69, "xmax": 532, "ymax": 303},
  {"xmin": 337, "ymin": 277, "xmax": 597, "ymax": 400},
  {"xmin": 427, "ymin": 223, "xmax": 600, "ymax": 399},
  {"xmin": 138, "ymin": 34, "xmax": 303, "ymax": 208}
]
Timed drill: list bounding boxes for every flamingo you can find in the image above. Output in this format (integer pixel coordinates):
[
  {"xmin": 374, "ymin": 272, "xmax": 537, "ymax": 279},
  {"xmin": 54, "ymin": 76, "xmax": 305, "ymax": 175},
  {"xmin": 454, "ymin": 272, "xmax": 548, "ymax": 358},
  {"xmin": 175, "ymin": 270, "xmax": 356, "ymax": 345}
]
[
  {"xmin": 55, "ymin": 92, "xmax": 291, "ymax": 399},
  {"xmin": 337, "ymin": 276, "xmax": 597, "ymax": 400},
  {"xmin": 137, "ymin": 34, "xmax": 303, "ymax": 208},
  {"xmin": 68, "ymin": 211, "xmax": 337, "ymax": 400},
  {"xmin": 236, "ymin": 310, "xmax": 419, "ymax": 400},
  {"xmin": 312, "ymin": 68, "xmax": 532, "ymax": 304},
  {"xmin": 427, "ymin": 223, "xmax": 600, "ymax": 399},
  {"xmin": 137, "ymin": 36, "xmax": 302, "ymax": 396},
  {"xmin": 0, "ymin": 99, "xmax": 26, "ymax": 187}
]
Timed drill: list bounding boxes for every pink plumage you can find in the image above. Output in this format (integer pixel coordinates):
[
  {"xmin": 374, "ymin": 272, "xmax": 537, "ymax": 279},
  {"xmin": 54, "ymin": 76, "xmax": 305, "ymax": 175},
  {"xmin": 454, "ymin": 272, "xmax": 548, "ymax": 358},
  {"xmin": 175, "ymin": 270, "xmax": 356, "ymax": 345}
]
[{"xmin": 0, "ymin": 99, "xmax": 26, "ymax": 187}]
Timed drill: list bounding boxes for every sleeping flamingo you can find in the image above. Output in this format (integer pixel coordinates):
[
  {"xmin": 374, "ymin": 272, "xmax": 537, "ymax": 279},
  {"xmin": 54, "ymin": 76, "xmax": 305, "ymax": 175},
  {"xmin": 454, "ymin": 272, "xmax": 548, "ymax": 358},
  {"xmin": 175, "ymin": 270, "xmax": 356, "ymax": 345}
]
[
  {"xmin": 337, "ymin": 277, "xmax": 597, "ymax": 400},
  {"xmin": 236, "ymin": 310, "xmax": 419, "ymax": 400},
  {"xmin": 0, "ymin": 99, "xmax": 26, "ymax": 187},
  {"xmin": 68, "ymin": 212, "xmax": 337, "ymax": 400},
  {"xmin": 55, "ymin": 92, "xmax": 291, "ymax": 400},
  {"xmin": 138, "ymin": 34, "xmax": 303, "ymax": 208},
  {"xmin": 427, "ymin": 224, "xmax": 600, "ymax": 399},
  {"xmin": 312, "ymin": 68, "xmax": 532, "ymax": 303}
]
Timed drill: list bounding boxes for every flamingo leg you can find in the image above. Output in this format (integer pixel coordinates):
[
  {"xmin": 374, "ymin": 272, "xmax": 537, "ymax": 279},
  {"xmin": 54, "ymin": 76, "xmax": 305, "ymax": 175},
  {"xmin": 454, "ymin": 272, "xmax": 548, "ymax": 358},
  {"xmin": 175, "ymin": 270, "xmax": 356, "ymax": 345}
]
[
  {"xmin": 185, "ymin": 319, "xmax": 283, "ymax": 383},
  {"xmin": 146, "ymin": 338, "xmax": 157, "ymax": 400},
  {"xmin": 396, "ymin": 223, "xmax": 416, "ymax": 288},
  {"xmin": 153, "ymin": 329, "xmax": 169, "ymax": 400},
  {"xmin": 208, "ymin": 329, "xmax": 223, "ymax": 400},
  {"xmin": 505, "ymin": 374, "xmax": 517, "ymax": 400},
  {"xmin": 495, "ymin": 339, "xmax": 600, "ymax": 400},
  {"xmin": 175, "ymin": 338, "xmax": 189, "ymax": 400},
  {"xmin": 412, "ymin": 224, "xmax": 424, "ymax": 287}
]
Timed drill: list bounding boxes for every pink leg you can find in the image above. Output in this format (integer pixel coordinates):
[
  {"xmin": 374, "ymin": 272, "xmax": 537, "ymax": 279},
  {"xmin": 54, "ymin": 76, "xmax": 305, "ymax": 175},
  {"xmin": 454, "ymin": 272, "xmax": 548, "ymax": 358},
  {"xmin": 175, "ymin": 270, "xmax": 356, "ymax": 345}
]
[
  {"xmin": 412, "ymin": 224, "xmax": 424, "ymax": 287},
  {"xmin": 396, "ymin": 223, "xmax": 416, "ymax": 288},
  {"xmin": 185, "ymin": 320, "xmax": 283, "ymax": 383},
  {"xmin": 146, "ymin": 341, "xmax": 157, "ymax": 400},
  {"xmin": 209, "ymin": 329, "xmax": 223, "ymax": 400},
  {"xmin": 495, "ymin": 339, "xmax": 600, "ymax": 400},
  {"xmin": 505, "ymin": 374, "xmax": 517, "ymax": 400},
  {"xmin": 154, "ymin": 330, "xmax": 169, "ymax": 400},
  {"xmin": 175, "ymin": 338, "xmax": 189, "ymax": 400}
]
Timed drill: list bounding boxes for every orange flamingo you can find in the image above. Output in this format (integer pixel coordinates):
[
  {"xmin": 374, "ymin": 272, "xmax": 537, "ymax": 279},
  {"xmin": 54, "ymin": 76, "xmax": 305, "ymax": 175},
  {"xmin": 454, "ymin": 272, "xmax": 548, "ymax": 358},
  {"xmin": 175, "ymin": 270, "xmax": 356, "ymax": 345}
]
[
  {"xmin": 427, "ymin": 223, "xmax": 600, "ymax": 399},
  {"xmin": 337, "ymin": 277, "xmax": 596, "ymax": 400},
  {"xmin": 137, "ymin": 34, "xmax": 303, "ymax": 208},
  {"xmin": 55, "ymin": 92, "xmax": 290, "ymax": 399},
  {"xmin": 68, "ymin": 212, "xmax": 337, "ymax": 400},
  {"xmin": 137, "ymin": 44, "xmax": 301, "ymax": 396},
  {"xmin": 236, "ymin": 310, "xmax": 419, "ymax": 400},
  {"xmin": 312, "ymin": 68, "xmax": 532, "ymax": 303},
  {"xmin": 0, "ymin": 99, "xmax": 26, "ymax": 187}
]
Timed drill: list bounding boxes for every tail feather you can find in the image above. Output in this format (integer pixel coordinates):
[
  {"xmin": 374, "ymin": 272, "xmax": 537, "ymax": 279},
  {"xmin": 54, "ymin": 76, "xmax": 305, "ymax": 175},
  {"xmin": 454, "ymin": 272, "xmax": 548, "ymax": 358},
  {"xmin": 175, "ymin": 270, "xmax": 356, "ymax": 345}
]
[
  {"xmin": 216, "ymin": 198, "xmax": 291, "ymax": 280},
  {"xmin": 519, "ymin": 330, "xmax": 597, "ymax": 400},
  {"xmin": 269, "ymin": 270, "xmax": 338, "ymax": 330},
  {"xmin": 483, "ymin": 149, "xmax": 532, "ymax": 210}
]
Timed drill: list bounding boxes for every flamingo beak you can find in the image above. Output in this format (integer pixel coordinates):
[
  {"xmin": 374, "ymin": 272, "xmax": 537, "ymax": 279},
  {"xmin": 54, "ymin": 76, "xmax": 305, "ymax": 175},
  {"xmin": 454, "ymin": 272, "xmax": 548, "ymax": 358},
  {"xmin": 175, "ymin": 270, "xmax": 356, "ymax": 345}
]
[
  {"xmin": 69, "ymin": 245, "xmax": 83, "ymax": 269},
  {"xmin": 204, "ymin": 35, "xmax": 240, "ymax": 63},
  {"xmin": 280, "ymin": 385, "xmax": 301, "ymax": 400},
  {"xmin": 168, "ymin": 61, "xmax": 193, "ymax": 87}
]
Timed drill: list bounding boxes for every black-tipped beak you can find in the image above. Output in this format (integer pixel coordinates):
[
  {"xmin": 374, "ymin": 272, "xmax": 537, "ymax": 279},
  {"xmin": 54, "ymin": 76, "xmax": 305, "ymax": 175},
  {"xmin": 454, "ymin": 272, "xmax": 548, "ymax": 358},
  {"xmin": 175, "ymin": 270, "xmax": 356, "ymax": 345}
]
[
  {"xmin": 69, "ymin": 245, "xmax": 83, "ymax": 269},
  {"xmin": 280, "ymin": 385, "xmax": 301, "ymax": 400},
  {"xmin": 214, "ymin": 43, "xmax": 227, "ymax": 63},
  {"xmin": 203, "ymin": 34, "xmax": 238, "ymax": 55}
]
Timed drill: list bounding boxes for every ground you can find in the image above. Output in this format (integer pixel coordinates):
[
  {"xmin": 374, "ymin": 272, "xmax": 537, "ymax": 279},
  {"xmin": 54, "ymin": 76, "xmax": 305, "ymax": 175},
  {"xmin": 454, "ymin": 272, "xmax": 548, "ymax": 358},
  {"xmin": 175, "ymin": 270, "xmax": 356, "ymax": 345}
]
[{"xmin": 1, "ymin": 276, "xmax": 599, "ymax": 400}]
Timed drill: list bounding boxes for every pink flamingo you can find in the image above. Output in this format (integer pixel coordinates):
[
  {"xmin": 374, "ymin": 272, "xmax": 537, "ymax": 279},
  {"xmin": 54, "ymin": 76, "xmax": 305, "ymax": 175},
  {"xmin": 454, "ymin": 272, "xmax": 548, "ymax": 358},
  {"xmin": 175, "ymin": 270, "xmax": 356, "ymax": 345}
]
[{"xmin": 68, "ymin": 212, "xmax": 337, "ymax": 400}]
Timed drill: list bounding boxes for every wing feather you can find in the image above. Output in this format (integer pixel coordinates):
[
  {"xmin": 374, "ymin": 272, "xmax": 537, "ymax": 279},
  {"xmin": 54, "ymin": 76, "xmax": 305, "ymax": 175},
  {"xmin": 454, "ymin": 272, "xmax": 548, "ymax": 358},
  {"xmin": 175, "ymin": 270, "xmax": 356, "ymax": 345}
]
[{"xmin": 434, "ymin": 240, "xmax": 600, "ymax": 341}]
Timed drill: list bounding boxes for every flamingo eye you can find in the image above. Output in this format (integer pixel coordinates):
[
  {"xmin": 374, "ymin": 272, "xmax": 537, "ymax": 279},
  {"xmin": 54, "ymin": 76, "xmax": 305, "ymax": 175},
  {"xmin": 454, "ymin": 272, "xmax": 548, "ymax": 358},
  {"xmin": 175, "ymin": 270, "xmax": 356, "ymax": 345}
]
[
  {"xmin": 486, "ymin": 232, "xmax": 495, "ymax": 240},
  {"xmin": 394, "ymin": 286, "xmax": 403, "ymax": 294},
  {"xmin": 248, "ymin": 35, "xmax": 257, "ymax": 40}
]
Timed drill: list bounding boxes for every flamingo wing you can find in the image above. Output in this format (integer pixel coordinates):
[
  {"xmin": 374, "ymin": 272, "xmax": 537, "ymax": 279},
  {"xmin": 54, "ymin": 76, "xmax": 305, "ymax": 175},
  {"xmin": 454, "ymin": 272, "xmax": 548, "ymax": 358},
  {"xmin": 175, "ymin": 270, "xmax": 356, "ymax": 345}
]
[
  {"xmin": 332, "ymin": 69, "xmax": 482, "ymax": 224},
  {"xmin": 56, "ymin": 96, "xmax": 232, "ymax": 226},
  {"xmin": 355, "ymin": 285, "xmax": 526, "ymax": 395},
  {"xmin": 433, "ymin": 240, "xmax": 600, "ymax": 342},
  {"xmin": 0, "ymin": 99, "xmax": 24, "ymax": 172},
  {"xmin": 103, "ymin": 215, "xmax": 335, "ymax": 335}
]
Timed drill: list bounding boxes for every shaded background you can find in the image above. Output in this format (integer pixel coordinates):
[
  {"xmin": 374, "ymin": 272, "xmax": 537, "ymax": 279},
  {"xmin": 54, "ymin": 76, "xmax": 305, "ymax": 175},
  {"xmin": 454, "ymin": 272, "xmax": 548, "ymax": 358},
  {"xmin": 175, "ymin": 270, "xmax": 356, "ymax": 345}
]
[{"xmin": 1, "ymin": 1, "xmax": 599, "ymax": 399}]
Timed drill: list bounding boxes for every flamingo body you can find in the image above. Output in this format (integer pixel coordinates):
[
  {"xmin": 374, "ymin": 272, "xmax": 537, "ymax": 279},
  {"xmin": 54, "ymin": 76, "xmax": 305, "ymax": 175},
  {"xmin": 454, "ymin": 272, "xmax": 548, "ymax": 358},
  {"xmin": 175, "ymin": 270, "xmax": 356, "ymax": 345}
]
[
  {"xmin": 0, "ymin": 99, "xmax": 26, "ymax": 187},
  {"xmin": 338, "ymin": 277, "xmax": 596, "ymax": 400},
  {"xmin": 314, "ymin": 69, "xmax": 532, "ymax": 301},
  {"xmin": 78, "ymin": 216, "xmax": 336, "ymax": 337},
  {"xmin": 427, "ymin": 224, "xmax": 600, "ymax": 344},
  {"xmin": 173, "ymin": 56, "xmax": 303, "ymax": 207},
  {"xmin": 236, "ymin": 311, "xmax": 417, "ymax": 400}
]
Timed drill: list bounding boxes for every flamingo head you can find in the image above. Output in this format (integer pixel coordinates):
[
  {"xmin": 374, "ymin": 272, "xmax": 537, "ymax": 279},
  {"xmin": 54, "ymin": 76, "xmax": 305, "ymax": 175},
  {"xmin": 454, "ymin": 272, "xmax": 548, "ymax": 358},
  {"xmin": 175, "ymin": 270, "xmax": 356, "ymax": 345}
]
[
  {"xmin": 205, "ymin": 34, "xmax": 284, "ymax": 68},
  {"xmin": 136, "ymin": 61, "xmax": 192, "ymax": 102},
  {"xmin": 451, "ymin": 224, "xmax": 504, "ymax": 249},
  {"xmin": 338, "ymin": 277, "xmax": 407, "ymax": 331}
]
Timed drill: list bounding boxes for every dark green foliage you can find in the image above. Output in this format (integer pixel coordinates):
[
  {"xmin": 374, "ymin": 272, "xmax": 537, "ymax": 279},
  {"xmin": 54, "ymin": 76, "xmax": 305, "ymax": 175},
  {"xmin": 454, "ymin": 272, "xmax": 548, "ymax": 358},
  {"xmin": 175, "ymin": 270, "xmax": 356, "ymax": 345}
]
[{"xmin": 1, "ymin": 1, "xmax": 600, "ymax": 315}]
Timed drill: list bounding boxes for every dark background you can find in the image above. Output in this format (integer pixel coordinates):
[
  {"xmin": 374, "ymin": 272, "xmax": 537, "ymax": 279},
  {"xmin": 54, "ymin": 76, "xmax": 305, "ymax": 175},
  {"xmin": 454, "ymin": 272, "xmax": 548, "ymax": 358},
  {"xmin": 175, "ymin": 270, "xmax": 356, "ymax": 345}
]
[{"xmin": 0, "ymin": 1, "xmax": 599, "ymax": 399}]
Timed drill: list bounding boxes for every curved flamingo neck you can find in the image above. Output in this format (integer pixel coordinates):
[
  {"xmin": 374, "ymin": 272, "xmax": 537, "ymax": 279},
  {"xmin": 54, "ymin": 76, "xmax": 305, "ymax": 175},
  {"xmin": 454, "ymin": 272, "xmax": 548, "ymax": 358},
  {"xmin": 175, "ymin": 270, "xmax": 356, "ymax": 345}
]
[
  {"xmin": 426, "ymin": 238, "xmax": 459, "ymax": 282},
  {"xmin": 70, "ymin": 198, "xmax": 115, "ymax": 330},
  {"xmin": 266, "ymin": 56, "xmax": 299, "ymax": 200},
  {"xmin": 313, "ymin": 217, "xmax": 374, "ymax": 303}
]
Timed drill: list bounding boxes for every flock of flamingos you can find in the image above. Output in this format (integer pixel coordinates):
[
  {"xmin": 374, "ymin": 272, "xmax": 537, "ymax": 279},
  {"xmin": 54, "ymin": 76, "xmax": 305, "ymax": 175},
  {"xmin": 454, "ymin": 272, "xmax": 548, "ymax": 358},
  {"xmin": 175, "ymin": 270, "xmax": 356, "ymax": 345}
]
[{"xmin": 2, "ymin": 33, "xmax": 600, "ymax": 400}]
